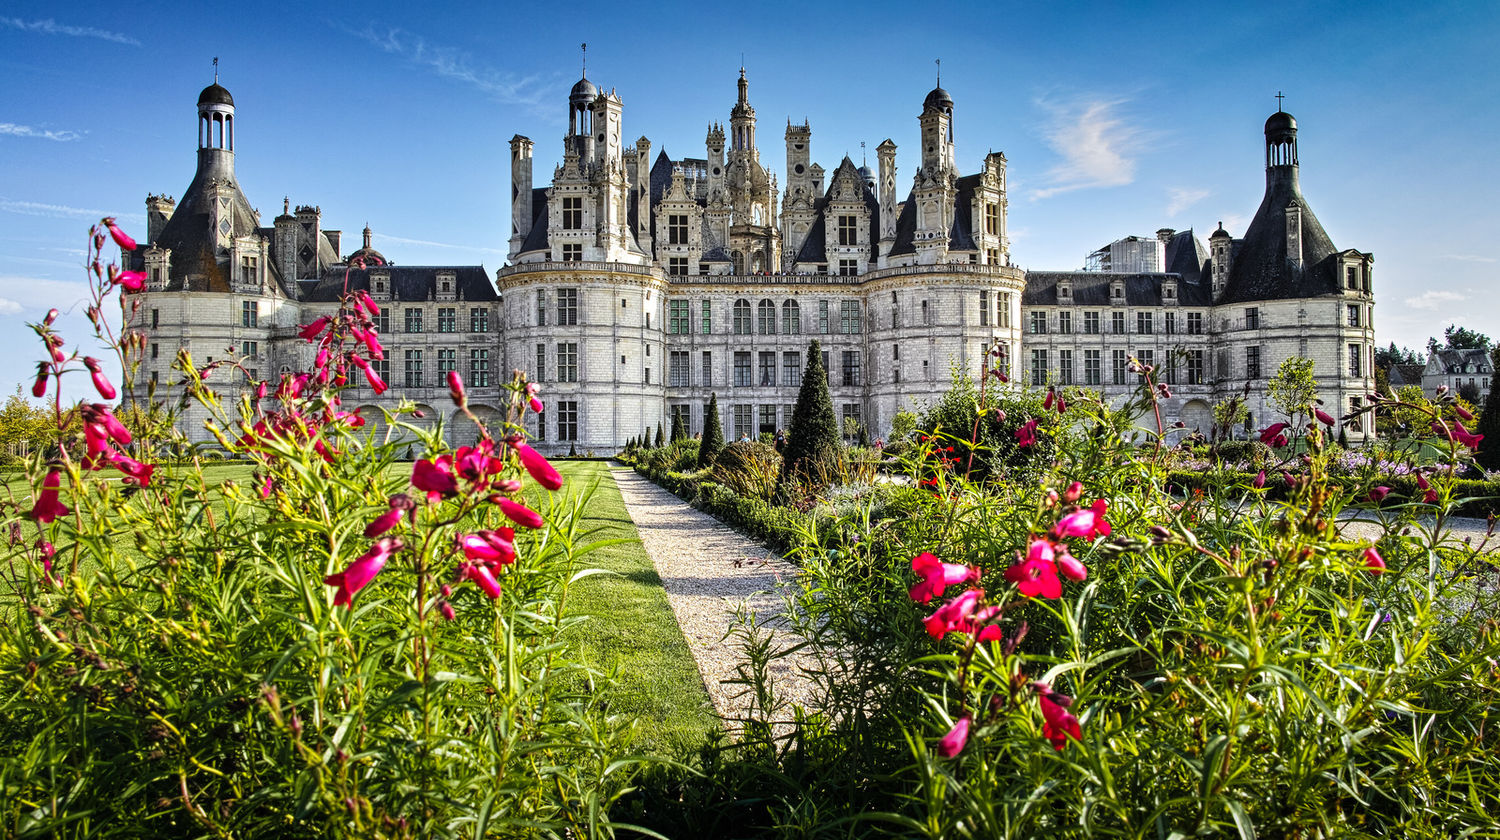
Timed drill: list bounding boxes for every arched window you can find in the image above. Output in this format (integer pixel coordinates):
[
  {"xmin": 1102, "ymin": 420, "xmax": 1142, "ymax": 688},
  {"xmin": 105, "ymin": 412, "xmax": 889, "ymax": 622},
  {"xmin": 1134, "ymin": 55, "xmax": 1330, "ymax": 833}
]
[
  {"xmin": 781, "ymin": 300, "xmax": 801, "ymax": 334},
  {"xmin": 733, "ymin": 299, "xmax": 752, "ymax": 334},
  {"xmin": 757, "ymin": 299, "xmax": 776, "ymax": 335}
]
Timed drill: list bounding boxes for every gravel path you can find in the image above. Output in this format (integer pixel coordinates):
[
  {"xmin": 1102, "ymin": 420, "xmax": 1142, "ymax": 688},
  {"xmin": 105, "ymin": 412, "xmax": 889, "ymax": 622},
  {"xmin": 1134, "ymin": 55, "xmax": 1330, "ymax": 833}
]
[{"xmin": 610, "ymin": 468, "xmax": 815, "ymax": 727}]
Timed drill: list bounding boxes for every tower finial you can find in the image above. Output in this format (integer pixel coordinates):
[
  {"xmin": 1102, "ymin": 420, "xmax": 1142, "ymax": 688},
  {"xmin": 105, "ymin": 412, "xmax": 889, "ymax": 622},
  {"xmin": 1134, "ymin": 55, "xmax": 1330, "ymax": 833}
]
[
  {"xmin": 581, "ymin": 43, "xmax": 587, "ymax": 78},
  {"xmin": 1275, "ymin": 90, "xmax": 1284, "ymax": 111},
  {"xmin": 861, "ymin": 141, "xmax": 866, "ymax": 167},
  {"xmin": 283, "ymin": 197, "xmax": 289, "ymax": 214},
  {"xmin": 213, "ymin": 56, "xmax": 219, "ymax": 83},
  {"xmin": 935, "ymin": 58, "xmax": 940, "ymax": 86}
]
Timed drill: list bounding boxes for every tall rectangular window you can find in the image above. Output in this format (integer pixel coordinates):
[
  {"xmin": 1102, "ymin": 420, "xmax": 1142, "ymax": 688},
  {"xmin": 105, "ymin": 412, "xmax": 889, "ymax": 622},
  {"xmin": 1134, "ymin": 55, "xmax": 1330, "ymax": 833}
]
[
  {"xmin": 562, "ymin": 196, "xmax": 583, "ymax": 229},
  {"xmin": 152, "ymin": 308, "xmax": 160, "ymax": 329},
  {"xmin": 759, "ymin": 351, "xmax": 776, "ymax": 386},
  {"xmin": 985, "ymin": 203, "xmax": 999, "ymax": 235},
  {"xmin": 241, "ymin": 256, "xmax": 257, "ymax": 287},
  {"xmin": 758, "ymin": 301, "xmax": 776, "ymax": 335},
  {"xmin": 404, "ymin": 349, "xmax": 423, "ymax": 388},
  {"xmin": 701, "ymin": 351, "xmax": 712, "ymax": 386},
  {"xmin": 467, "ymin": 349, "xmax": 489, "ymax": 387},
  {"xmin": 1245, "ymin": 307, "xmax": 1260, "ymax": 329},
  {"xmin": 534, "ymin": 343, "xmax": 545, "ymax": 382},
  {"xmin": 240, "ymin": 340, "xmax": 258, "ymax": 358},
  {"xmin": 841, "ymin": 351, "xmax": 861, "ymax": 387},
  {"xmin": 373, "ymin": 359, "xmax": 390, "ymax": 386},
  {"xmin": 1346, "ymin": 304, "xmax": 1360, "ymax": 327},
  {"xmin": 1136, "ymin": 349, "xmax": 1154, "ymax": 370},
  {"xmin": 405, "ymin": 308, "xmax": 423, "ymax": 333},
  {"xmin": 998, "ymin": 293, "xmax": 1012, "ymax": 328},
  {"xmin": 241, "ymin": 300, "xmax": 259, "ymax": 328},
  {"xmin": 536, "ymin": 290, "xmax": 547, "ymax": 326},
  {"xmin": 1111, "ymin": 311, "xmax": 1126, "ymax": 334},
  {"xmin": 702, "ymin": 299, "xmax": 712, "ymax": 334},
  {"xmin": 557, "ymin": 401, "xmax": 578, "ymax": 441},
  {"xmin": 1058, "ymin": 311, "xmax": 1072, "ymax": 334},
  {"xmin": 1112, "ymin": 350, "xmax": 1129, "ymax": 385},
  {"xmin": 783, "ymin": 351, "xmax": 802, "ymax": 386},
  {"xmin": 469, "ymin": 308, "xmax": 490, "ymax": 332},
  {"xmin": 839, "ymin": 300, "xmax": 862, "ymax": 334},
  {"xmin": 1030, "ymin": 311, "xmax": 1047, "ymax": 334},
  {"xmin": 1348, "ymin": 344, "xmax": 1362, "ymax": 377},
  {"xmin": 1186, "ymin": 349, "xmax": 1205, "ymax": 385},
  {"xmin": 980, "ymin": 291, "xmax": 990, "ymax": 326},
  {"xmin": 733, "ymin": 404, "xmax": 753, "ymax": 441},
  {"xmin": 819, "ymin": 300, "xmax": 830, "ymax": 334},
  {"xmin": 668, "ymin": 299, "xmax": 690, "ymax": 334},
  {"xmin": 669, "ymin": 351, "xmax": 689, "ymax": 387},
  {"xmin": 1058, "ymin": 349, "xmax": 1073, "ymax": 385},
  {"xmin": 437, "ymin": 348, "xmax": 456, "ymax": 384},
  {"xmin": 733, "ymin": 300, "xmax": 752, "ymax": 334},
  {"xmin": 1084, "ymin": 350, "xmax": 1101, "ymax": 386},
  {"xmin": 838, "ymin": 215, "xmax": 858, "ymax": 246},
  {"xmin": 668, "ymin": 214, "xmax": 688, "ymax": 244},
  {"xmin": 838, "ymin": 259, "xmax": 858, "ymax": 276},
  {"xmin": 1187, "ymin": 312, "xmax": 1203, "ymax": 334},
  {"xmin": 374, "ymin": 307, "xmax": 389, "ymax": 334},
  {"xmin": 561, "ymin": 243, "xmax": 582, "ymax": 262},
  {"xmin": 557, "ymin": 343, "xmax": 579, "ymax": 383},
  {"xmin": 783, "ymin": 300, "xmax": 801, "ymax": 334},
  {"xmin": 1031, "ymin": 349, "xmax": 1048, "ymax": 386},
  {"xmin": 922, "ymin": 299, "xmax": 930, "ymax": 324},
  {"xmin": 1084, "ymin": 311, "xmax": 1100, "ymax": 334},
  {"xmin": 668, "ymin": 257, "xmax": 688, "ymax": 276},
  {"xmin": 841, "ymin": 404, "xmax": 862, "ymax": 437},
  {"xmin": 1246, "ymin": 346, "xmax": 1261, "ymax": 379},
  {"xmin": 734, "ymin": 352, "xmax": 752, "ymax": 387},
  {"xmin": 557, "ymin": 288, "xmax": 578, "ymax": 325},
  {"xmin": 1165, "ymin": 312, "xmax": 1176, "ymax": 335},
  {"xmin": 759, "ymin": 405, "xmax": 777, "ymax": 435},
  {"xmin": 1137, "ymin": 312, "xmax": 1154, "ymax": 335},
  {"xmin": 437, "ymin": 307, "xmax": 456, "ymax": 333}
]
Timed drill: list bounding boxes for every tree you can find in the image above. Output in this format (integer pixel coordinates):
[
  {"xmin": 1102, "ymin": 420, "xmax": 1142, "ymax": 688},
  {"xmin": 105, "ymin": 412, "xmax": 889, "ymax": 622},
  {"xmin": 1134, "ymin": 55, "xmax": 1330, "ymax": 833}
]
[
  {"xmin": 1475, "ymin": 349, "xmax": 1500, "ymax": 471},
  {"xmin": 1441, "ymin": 325, "xmax": 1491, "ymax": 351},
  {"xmin": 698, "ymin": 393, "xmax": 724, "ymax": 469},
  {"xmin": 669, "ymin": 410, "xmax": 687, "ymax": 444},
  {"xmin": 1267, "ymin": 357, "xmax": 1318, "ymax": 424},
  {"xmin": 781, "ymin": 340, "xmax": 840, "ymax": 485},
  {"xmin": 654, "ymin": 422, "xmax": 664, "ymax": 449},
  {"xmin": 0, "ymin": 387, "xmax": 53, "ymax": 461},
  {"xmin": 1459, "ymin": 382, "xmax": 1482, "ymax": 405}
]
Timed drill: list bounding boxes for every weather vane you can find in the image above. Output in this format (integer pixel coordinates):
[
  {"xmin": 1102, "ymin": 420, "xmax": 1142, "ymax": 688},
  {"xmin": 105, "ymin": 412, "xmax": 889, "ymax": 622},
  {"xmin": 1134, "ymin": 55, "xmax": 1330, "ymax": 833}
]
[
  {"xmin": 581, "ymin": 43, "xmax": 587, "ymax": 76},
  {"xmin": 213, "ymin": 56, "xmax": 219, "ymax": 83},
  {"xmin": 935, "ymin": 58, "xmax": 941, "ymax": 86}
]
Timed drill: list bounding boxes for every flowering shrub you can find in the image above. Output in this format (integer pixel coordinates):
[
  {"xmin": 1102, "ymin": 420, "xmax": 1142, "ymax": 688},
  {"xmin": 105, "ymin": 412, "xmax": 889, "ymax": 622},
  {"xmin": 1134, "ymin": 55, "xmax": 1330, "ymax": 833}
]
[{"xmin": 0, "ymin": 222, "xmax": 654, "ymax": 837}]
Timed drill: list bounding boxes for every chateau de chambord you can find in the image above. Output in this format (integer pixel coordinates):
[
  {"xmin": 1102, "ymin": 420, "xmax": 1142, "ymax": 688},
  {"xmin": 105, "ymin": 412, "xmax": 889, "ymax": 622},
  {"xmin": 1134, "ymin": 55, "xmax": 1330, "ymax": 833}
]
[{"xmin": 127, "ymin": 67, "xmax": 1377, "ymax": 452}]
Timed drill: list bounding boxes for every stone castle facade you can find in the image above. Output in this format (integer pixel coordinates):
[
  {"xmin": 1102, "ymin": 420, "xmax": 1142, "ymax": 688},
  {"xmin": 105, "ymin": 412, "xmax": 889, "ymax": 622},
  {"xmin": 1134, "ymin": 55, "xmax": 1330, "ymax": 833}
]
[{"xmin": 127, "ymin": 71, "xmax": 1375, "ymax": 452}]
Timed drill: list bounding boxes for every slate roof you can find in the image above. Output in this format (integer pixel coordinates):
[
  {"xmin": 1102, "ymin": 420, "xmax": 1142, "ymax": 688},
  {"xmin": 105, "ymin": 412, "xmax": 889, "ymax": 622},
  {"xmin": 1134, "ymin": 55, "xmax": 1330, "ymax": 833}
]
[
  {"xmin": 144, "ymin": 168, "xmax": 296, "ymax": 295},
  {"xmin": 302, "ymin": 266, "xmax": 496, "ymax": 303},
  {"xmin": 1387, "ymin": 363, "xmax": 1425, "ymax": 386},
  {"xmin": 1219, "ymin": 169, "xmax": 1340, "ymax": 304},
  {"xmin": 790, "ymin": 158, "xmax": 882, "ymax": 265},
  {"xmin": 517, "ymin": 187, "xmax": 550, "ymax": 254},
  {"xmin": 1428, "ymin": 348, "xmax": 1492, "ymax": 375},
  {"xmin": 1163, "ymin": 229, "xmax": 1210, "ymax": 284},
  {"xmin": 887, "ymin": 195, "xmax": 919, "ymax": 256},
  {"xmin": 1023, "ymin": 271, "xmax": 1215, "ymax": 307}
]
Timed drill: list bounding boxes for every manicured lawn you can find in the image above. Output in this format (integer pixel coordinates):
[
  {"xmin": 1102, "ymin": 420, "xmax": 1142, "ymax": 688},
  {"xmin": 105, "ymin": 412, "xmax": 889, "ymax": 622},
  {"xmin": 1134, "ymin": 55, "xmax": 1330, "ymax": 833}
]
[{"xmin": 546, "ymin": 461, "xmax": 718, "ymax": 756}]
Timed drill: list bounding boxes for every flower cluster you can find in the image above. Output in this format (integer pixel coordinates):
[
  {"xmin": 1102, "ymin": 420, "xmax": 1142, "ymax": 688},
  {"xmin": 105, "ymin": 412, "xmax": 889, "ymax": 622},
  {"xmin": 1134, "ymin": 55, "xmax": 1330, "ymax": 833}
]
[{"xmin": 1005, "ymin": 487, "xmax": 1108, "ymax": 600}]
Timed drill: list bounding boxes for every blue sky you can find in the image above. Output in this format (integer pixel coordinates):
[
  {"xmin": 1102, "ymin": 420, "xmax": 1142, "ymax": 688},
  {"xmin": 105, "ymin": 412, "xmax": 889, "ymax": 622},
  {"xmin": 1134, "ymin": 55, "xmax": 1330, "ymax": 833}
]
[{"xmin": 2, "ymin": 0, "xmax": 1496, "ymax": 403}]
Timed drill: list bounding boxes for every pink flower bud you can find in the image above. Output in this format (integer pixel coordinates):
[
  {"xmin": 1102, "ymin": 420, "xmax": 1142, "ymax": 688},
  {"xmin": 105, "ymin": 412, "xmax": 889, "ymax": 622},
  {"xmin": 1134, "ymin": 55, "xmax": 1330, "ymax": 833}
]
[
  {"xmin": 1314, "ymin": 408, "xmax": 1336, "ymax": 427},
  {"xmin": 1362, "ymin": 547, "xmax": 1385, "ymax": 575},
  {"xmin": 936, "ymin": 715, "xmax": 971, "ymax": 758},
  {"xmin": 1455, "ymin": 404, "xmax": 1474, "ymax": 421},
  {"xmin": 31, "ymin": 363, "xmax": 48, "ymax": 398},
  {"xmin": 116, "ymin": 270, "xmax": 147, "ymax": 292},
  {"xmin": 1368, "ymin": 486, "xmax": 1391, "ymax": 503},
  {"xmin": 83, "ymin": 357, "xmax": 115, "ymax": 400},
  {"xmin": 104, "ymin": 218, "xmax": 137, "ymax": 251},
  {"xmin": 1253, "ymin": 470, "xmax": 1266, "ymax": 489},
  {"xmin": 298, "ymin": 316, "xmax": 331, "ymax": 341},
  {"xmin": 512, "ymin": 440, "xmax": 564, "ymax": 491},
  {"xmin": 1062, "ymin": 481, "xmax": 1083, "ymax": 503},
  {"xmin": 447, "ymin": 370, "xmax": 466, "ymax": 407},
  {"xmin": 44, "ymin": 309, "xmax": 58, "ymax": 325}
]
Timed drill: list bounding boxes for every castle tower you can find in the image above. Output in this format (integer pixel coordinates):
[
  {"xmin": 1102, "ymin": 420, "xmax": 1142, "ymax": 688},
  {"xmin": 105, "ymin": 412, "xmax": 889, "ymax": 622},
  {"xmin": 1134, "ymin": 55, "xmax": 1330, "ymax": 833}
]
[
  {"xmin": 146, "ymin": 194, "xmax": 176, "ymax": 243},
  {"xmin": 913, "ymin": 83, "xmax": 958, "ymax": 263},
  {"xmin": 509, "ymin": 134, "xmax": 534, "ymax": 261},
  {"xmin": 567, "ymin": 74, "xmax": 598, "ymax": 161},
  {"xmin": 1210, "ymin": 222, "xmax": 1231, "ymax": 297},
  {"xmin": 729, "ymin": 68, "xmax": 757, "ymax": 157},
  {"xmin": 196, "ymin": 80, "xmax": 235, "ymax": 181},
  {"xmin": 876, "ymin": 139, "xmax": 898, "ymax": 256},
  {"xmin": 781, "ymin": 120, "xmax": 817, "ymax": 267}
]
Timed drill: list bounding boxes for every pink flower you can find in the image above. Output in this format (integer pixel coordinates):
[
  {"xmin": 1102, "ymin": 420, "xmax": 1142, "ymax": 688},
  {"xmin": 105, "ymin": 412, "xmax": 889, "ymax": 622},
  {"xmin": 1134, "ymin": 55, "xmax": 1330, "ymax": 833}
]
[
  {"xmin": 1052, "ymin": 499, "xmax": 1110, "ymax": 540},
  {"xmin": 109, "ymin": 452, "xmax": 154, "ymax": 486},
  {"xmin": 364, "ymin": 507, "xmax": 402, "ymax": 538},
  {"xmin": 526, "ymin": 381, "xmax": 544, "ymax": 414},
  {"xmin": 937, "ymin": 715, "xmax": 971, "ymax": 758},
  {"xmin": 1368, "ymin": 486, "xmax": 1391, "ymax": 503},
  {"xmin": 83, "ymin": 357, "xmax": 115, "ymax": 400},
  {"xmin": 1038, "ymin": 686, "xmax": 1082, "ymax": 750},
  {"xmin": 1259, "ymin": 422, "xmax": 1290, "ymax": 446},
  {"xmin": 351, "ymin": 354, "xmax": 387, "ymax": 394},
  {"xmin": 495, "ymin": 496, "xmax": 545, "ymax": 529},
  {"xmin": 512, "ymin": 440, "xmax": 563, "ymax": 491},
  {"xmin": 116, "ymin": 270, "xmax": 147, "ymax": 292},
  {"xmin": 411, "ymin": 458, "xmax": 458, "ymax": 500},
  {"xmin": 447, "ymin": 370, "xmax": 466, "ymax": 406},
  {"xmin": 458, "ymin": 531, "xmax": 517, "ymax": 565},
  {"xmin": 31, "ymin": 363, "xmax": 48, "ymax": 398},
  {"xmin": 438, "ymin": 601, "xmax": 456, "ymax": 621},
  {"xmin": 1314, "ymin": 408, "xmax": 1336, "ymax": 427},
  {"xmin": 1015, "ymin": 418, "xmax": 1038, "ymax": 449},
  {"xmin": 31, "ymin": 469, "xmax": 70, "ymax": 523},
  {"xmin": 324, "ymin": 537, "xmax": 402, "ymax": 607},
  {"xmin": 356, "ymin": 290, "xmax": 379, "ymax": 319},
  {"xmin": 1363, "ymin": 547, "xmax": 1386, "ymax": 575},
  {"xmin": 260, "ymin": 475, "xmax": 274, "ymax": 499},
  {"xmin": 1062, "ymin": 481, "xmax": 1082, "ymax": 503},
  {"xmin": 104, "ymin": 218, "xmax": 136, "ymax": 251},
  {"xmin": 908, "ymin": 551, "xmax": 981, "ymax": 604},
  {"xmin": 922, "ymin": 588, "xmax": 983, "ymax": 639},
  {"xmin": 1253, "ymin": 470, "xmax": 1266, "ymax": 489},
  {"xmin": 464, "ymin": 562, "xmax": 503, "ymax": 599},
  {"xmin": 1455, "ymin": 404, "xmax": 1475, "ymax": 421},
  {"xmin": 1043, "ymin": 387, "xmax": 1055, "ymax": 411},
  {"xmin": 1004, "ymin": 539, "xmax": 1062, "ymax": 600},
  {"xmin": 298, "ymin": 316, "xmax": 331, "ymax": 341},
  {"xmin": 1054, "ymin": 545, "xmax": 1088, "ymax": 582}
]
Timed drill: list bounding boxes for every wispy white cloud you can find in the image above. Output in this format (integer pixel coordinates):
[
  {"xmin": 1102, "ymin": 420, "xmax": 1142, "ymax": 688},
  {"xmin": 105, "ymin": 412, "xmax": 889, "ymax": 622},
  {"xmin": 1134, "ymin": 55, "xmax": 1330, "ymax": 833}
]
[
  {"xmin": 346, "ymin": 24, "xmax": 549, "ymax": 111},
  {"xmin": 373, "ymin": 233, "xmax": 507, "ymax": 255},
  {"xmin": 1403, "ymin": 290, "xmax": 1464, "ymax": 311},
  {"xmin": 1030, "ymin": 97, "xmax": 1144, "ymax": 200},
  {"xmin": 1439, "ymin": 254, "xmax": 1497, "ymax": 264},
  {"xmin": 0, "ymin": 297, "xmax": 21, "ymax": 315},
  {"xmin": 0, "ymin": 122, "xmax": 81, "ymax": 142},
  {"xmin": 0, "ymin": 17, "xmax": 139, "ymax": 46},
  {"xmin": 0, "ymin": 276, "xmax": 91, "ymax": 312},
  {"xmin": 0, "ymin": 198, "xmax": 122, "ymax": 220},
  {"xmin": 1166, "ymin": 187, "xmax": 1209, "ymax": 216}
]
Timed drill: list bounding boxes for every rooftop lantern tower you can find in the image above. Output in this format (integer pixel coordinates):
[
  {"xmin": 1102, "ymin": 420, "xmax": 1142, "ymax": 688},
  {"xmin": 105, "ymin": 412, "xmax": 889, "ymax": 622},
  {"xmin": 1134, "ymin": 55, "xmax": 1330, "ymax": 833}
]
[{"xmin": 196, "ymin": 57, "xmax": 235, "ymax": 180}]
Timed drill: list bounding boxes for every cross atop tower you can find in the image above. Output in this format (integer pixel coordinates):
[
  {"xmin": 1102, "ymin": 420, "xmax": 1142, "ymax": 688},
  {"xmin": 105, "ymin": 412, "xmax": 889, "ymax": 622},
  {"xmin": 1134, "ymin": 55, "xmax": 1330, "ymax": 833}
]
[{"xmin": 1275, "ymin": 90, "xmax": 1285, "ymax": 111}]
